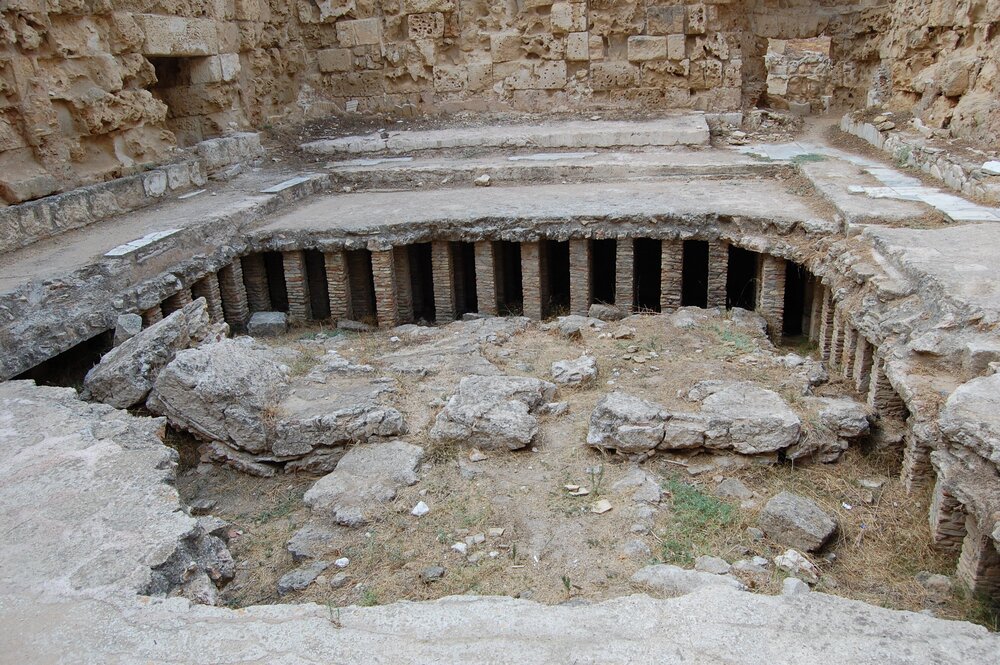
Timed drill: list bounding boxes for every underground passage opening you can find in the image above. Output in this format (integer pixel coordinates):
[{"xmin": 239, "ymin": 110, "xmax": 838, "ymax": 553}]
[
  {"xmin": 634, "ymin": 238, "xmax": 662, "ymax": 312},
  {"xmin": 454, "ymin": 242, "xmax": 478, "ymax": 317},
  {"xmin": 15, "ymin": 329, "xmax": 113, "ymax": 388},
  {"xmin": 681, "ymin": 240, "xmax": 709, "ymax": 308},
  {"xmin": 263, "ymin": 252, "xmax": 289, "ymax": 312},
  {"xmin": 346, "ymin": 249, "xmax": 377, "ymax": 323},
  {"xmin": 494, "ymin": 241, "xmax": 523, "ymax": 316},
  {"xmin": 304, "ymin": 250, "xmax": 330, "ymax": 320},
  {"xmin": 783, "ymin": 261, "xmax": 809, "ymax": 337},
  {"xmin": 727, "ymin": 246, "xmax": 758, "ymax": 311},
  {"xmin": 409, "ymin": 243, "xmax": 436, "ymax": 322},
  {"xmin": 542, "ymin": 240, "xmax": 570, "ymax": 317},
  {"xmin": 590, "ymin": 239, "xmax": 616, "ymax": 305}
]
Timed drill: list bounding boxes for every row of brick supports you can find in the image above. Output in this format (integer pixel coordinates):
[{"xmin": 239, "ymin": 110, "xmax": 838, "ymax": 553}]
[{"xmin": 141, "ymin": 258, "xmax": 251, "ymax": 331}]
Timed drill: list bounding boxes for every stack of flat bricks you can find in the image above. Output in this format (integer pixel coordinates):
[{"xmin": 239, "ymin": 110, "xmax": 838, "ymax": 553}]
[
  {"xmin": 393, "ymin": 246, "xmax": 414, "ymax": 323},
  {"xmin": 957, "ymin": 514, "xmax": 1000, "ymax": 596},
  {"xmin": 901, "ymin": 426, "xmax": 934, "ymax": 491},
  {"xmin": 217, "ymin": 260, "xmax": 251, "ymax": 328},
  {"xmin": 756, "ymin": 254, "xmax": 785, "ymax": 342},
  {"xmin": 141, "ymin": 306, "xmax": 164, "ymax": 327},
  {"xmin": 432, "ymin": 240, "xmax": 456, "ymax": 322},
  {"xmin": 867, "ymin": 355, "xmax": 907, "ymax": 417},
  {"xmin": 706, "ymin": 241, "xmax": 728, "ymax": 308},
  {"xmin": 615, "ymin": 238, "xmax": 634, "ymax": 312},
  {"xmin": 192, "ymin": 274, "xmax": 225, "ymax": 322},
  {"xmin": 370, "ymin": 248, "xmax": 399, "ymax": 328},
  {"xmin": 829, "ymin": 314, "xmax": 845, "ymax": 370},
  {"xmin": 569, "ymin": 239, "xmax": 591, "ymax": 316},
  {"xmin": 853, "ymin": 335, "xmax": 874, "ymax": 393},
  {"xmin": 929, "ymin": 479, "xmax": 967, "ymax": 552},
  {"xmin": 521, "ymin": 241, "xmax": 548, "ymax": 320},
  {"xmin": 841, "ymin": 324, "xmax": 858, "ymax": 379},
  {"xmin": 161, "ymin": 287, "xmax": 192, "ymax": 315},
  {"xmin": 241, "ymin": 254, "xmax": 271, "ymax": 312},
  {"xmin": 818, "ymin": 288, "xmax": 835, "ymax": 360},
  {"xmin": 808, "ymin": 285, "xmax": 823, "ymax": 341},
  {"xmin": 660, "ymin": 239, "xmax": 683, "ymax": 312},
  {"xmin": 282, "ymin": 250, "xmax": 312, "ymax": 323},
  {"xmin": 474, "ymin": 241, "xmax": 498, "ymax": 316},
  {"xmin": 324, "ymin": 250, "xmax": 352, "ymax": 321}
]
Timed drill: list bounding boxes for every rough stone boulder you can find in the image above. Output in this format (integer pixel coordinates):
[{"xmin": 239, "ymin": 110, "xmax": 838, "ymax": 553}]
[
  {"xmin": 587, "ymin": 392, "xmax": 670, "ymax": 453},
  {"xmin": 691, "ymin": 381, "xmax": 802, "ymax": 454},
  {"xmin": 588, "ymin": 382, "xmax": 801, "ymax": 456},
  {"xmin": 631, "ymin": 564, "xmax": 746, "ymax": 597},
  {"xmin": 429, "ymin": 375, "xmax": 557, "ymax": 450},
  {"xmin": 940, "ymin": 374, "xmax": 1000, "ymax": 466},
  {"xmin": 83, "ymin": 298, "xmax": 227, "ymax": 408},
  {"xmin": 147, "ymin": 337, "xmax": 406, "ymax": 474},
  {"xmin": 758, "ymin": 491, "xmax": 837, "ymax": 552},
  {"xmin": 788, "ymin": 397, "xmax": 870, "ymax": 463},
  {"xmin": 302, "ymin": 440, "xmax": 424, "ymax": 526},
  {"xmin": 551, "ymin": 354, "xmax": 598, "ymax": 386}
]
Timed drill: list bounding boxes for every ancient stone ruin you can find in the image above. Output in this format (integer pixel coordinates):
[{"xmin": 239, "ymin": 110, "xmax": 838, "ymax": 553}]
[{"xmin": 3, "ymin": 1, "xmax": 1000, "ymax": 662}]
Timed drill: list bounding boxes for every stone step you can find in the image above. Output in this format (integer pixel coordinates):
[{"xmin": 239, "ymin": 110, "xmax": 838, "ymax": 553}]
[
  {"xmin": 301, "ymin": 115, "xmax": 711, "ymax": 155},
  {"xmin": 325, "ymin": 149, "xmax": 782, "ymax": 190}
]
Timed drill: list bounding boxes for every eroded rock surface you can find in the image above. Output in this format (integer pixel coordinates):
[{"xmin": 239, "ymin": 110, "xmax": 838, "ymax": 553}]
[
  {"xmin": 84, "ymin": 298, "xmax": 227, "ymax": 408},
  {"xmin": 302, "ymin": 440, "xmax": 424, "ymax": 527}
]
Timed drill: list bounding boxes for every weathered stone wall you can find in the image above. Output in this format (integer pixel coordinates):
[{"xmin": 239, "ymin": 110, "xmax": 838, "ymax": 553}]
[{"xmin": 879, "ymin": 0, "xmax": 1000, "ymax": 146}]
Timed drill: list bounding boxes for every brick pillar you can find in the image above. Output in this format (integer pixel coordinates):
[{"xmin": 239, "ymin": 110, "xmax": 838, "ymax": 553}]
[
  {"xmin": 161, "ymin": 287, "xmax": 193, "ymax": 315},
  {"xmin": 241, "ymin": 254, "xmax": 271, "ymax": 312},
  {"xmin": 841, "ymin": 324, "xmax": 858, "ymax": 380},
  {"xmin": 371, "ymin": 248, "xmax": 400, "ymax": 328},
  {"xmin": 901, "ymin": 422, "xmax": 935, "ymax": 492},
  {"xmin": 432, "ymin": 240, "xmax": 457, "ymax": 323},
  {"xmin": 218, "ymin": 260, "xmax": 251, "ymax": 329},
  {"xmin": 474, "ymin": 241, "xmax": 498, "ymax": 316},
  {"xmin": 661, "ymin": 239, "xmax": 683, "ymax": 312},
  {"xmin": 929, "ymin": 478, "xmax": 966, "ymax": 552},
  {"xmin": 756, "ymin": 254, "xmax": 786, "ymax": 342},
  {"xmin": 808, "ymin": 284, "xmax": 823, "ymax": 342},
  {"xmin": 615, "ymin": 237, "xmax": 634, "ymax": 313},
  {"xmin": 867, "ymin": 354, "xmax": 907, "ymax": 418},
  {"xmin": 819, "ymin": 289, "xmax": 835, "ymax": 360},
  {"xmin": 956, "ymin": 515, "xmax": 1000, "ymax": 597},
  {"xmin": 829, "ymin": 313, "xmax": 844, "ymax": 370},
  {"xmin": 394, "ymin": 245, "xmax": 414, "ymax": 324},
  {"xmin": 706, "ymin": 240, "xmax": 728, "ymax": 308},
  {"xmin": 324, "ymin": 250, "xmax": 352, "ymax": 322},
  {"xmin": 521, "ymin": 241, "xmax": 546, "ymax": 321},
  {"xmin": 192, "ymin": 274, "xmax": 225, "ymax": 322},
  {"xmin": 853, "ymin": 336, "xmax": 874, "ymax": 394},
  {"xmin": 569, "ymin": 239, "xmax": 592, "ymax": 316},
  {"xmin": 141, "ymin": 306, "xmax": 164, "ymax": 327},
  {"xmin": 282, "ymin": 250, "xmax": 312, "ymax": 323}
]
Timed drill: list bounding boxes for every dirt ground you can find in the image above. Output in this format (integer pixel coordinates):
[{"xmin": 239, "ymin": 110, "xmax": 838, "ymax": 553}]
[{"xmin": 173, "ymin": 310, "xmax": 991, "ymax": 628}]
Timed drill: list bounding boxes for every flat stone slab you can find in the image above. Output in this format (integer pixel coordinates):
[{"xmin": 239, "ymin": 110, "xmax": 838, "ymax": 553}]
[
  {"xmin": 302, "ymin": 116, "xmax": 710, "ymax": 154},
  {"xmin": 248, "ymin": 311, "xmax": 288, "ymax": 336},
  {"xmin": 2, "ymin": 381, "xmax": 999, "ymax": 663}
]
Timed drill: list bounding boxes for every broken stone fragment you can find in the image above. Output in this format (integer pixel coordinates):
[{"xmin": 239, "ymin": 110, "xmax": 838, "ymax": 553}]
[
  {"xmin": 773, "ymin": 549, "xmax": 820, "ymax": 585},
  {"xmin": 551, "ymin": 354, "xmax": 597, "ymax": 386},
  {"xmin": 113, "ymin": 313, "xmax": 144, "ymax": 347},
  {"xmin": 587, "ymin": 391, "xmax": 670, "ymax": 454},
  {"xmin": 277, "ymin": 560, "xmax": 331, "ymax": 595},
  {"xmin": 247, "ymin": 311, "xmax": 289, "ymax": 336},
  {"xmin": 84, "ymin": 298, "xmax": 226, "ymax": 408},
  {"xmin": 429, "ymin": 375, "xmax": 557, "ymax": 450},
  {"xmin": 758, "ymin": 492, "xmax": 837, "ymax": 552},
  {"xmin": 303, "ymin": 440, "xmax": 424, "ymax": 527}
]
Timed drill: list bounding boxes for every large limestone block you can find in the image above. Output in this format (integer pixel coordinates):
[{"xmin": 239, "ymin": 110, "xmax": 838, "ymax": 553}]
[
  {"xmin": 587, "ymin": 391, "xmax": 670, "ymax": 453},
  {"xmin": 758, "ymin": 491, "xmax": 837, "ymax": 552},
  {"xmin": 940, "ymin": 374, "xmax": 1000, "ymax": 466},
  {"xmin": 303, "ymin": 440, "xmax": 424, "ymax": 526},
  {"xmin": 84, "ymin": 298, "xmax": 225, "ymax": 409},
  {"xmin": 135, "ymin": 14, "xmax": 220, "ymax": 56},
  {"xmin": 694, "ymin": 381, "xmax": 802, "ymax": 454},
  {"xmin": 429, "ymin": 375, "xmax": 556, "ymax": 450},
  {"xmin": 551, "ymin": 354, "xmax": 597, "ymax": 386}
]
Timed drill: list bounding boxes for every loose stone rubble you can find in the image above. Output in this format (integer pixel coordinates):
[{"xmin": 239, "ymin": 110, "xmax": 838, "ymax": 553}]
[{"xmin": 758, "ymin": 492, "xmax": 838, "ymax": 553}]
